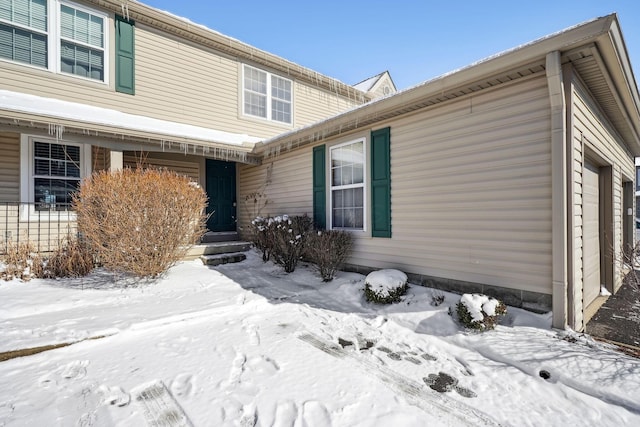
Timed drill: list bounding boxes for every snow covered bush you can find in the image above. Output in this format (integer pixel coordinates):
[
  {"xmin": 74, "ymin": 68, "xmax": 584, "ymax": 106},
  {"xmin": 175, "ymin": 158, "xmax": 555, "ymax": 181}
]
[
  {"xmin": 0, "ymin": 241, "xmax": 44, "ymax": 281},
  {"xmin": 249, "ymin": 216, "xmax": 276, "ymax": 262},
  {"xmin": 73, "ymin": 167, "xmax": 207, "ymax": 278},
  {"xmin": 305, "ymin": 229, "xmax": 352, "ymax": 281},
  {"xmin": 364, "ymin": 269, "xmax": 408, "ymax": 304},
  {"xmin": 456, "ymin": 293, "xmax": 507, "ymax": 330},
  {"xmin": 270, "ymin": 214, "xmax": 313, "ymax": 273}
]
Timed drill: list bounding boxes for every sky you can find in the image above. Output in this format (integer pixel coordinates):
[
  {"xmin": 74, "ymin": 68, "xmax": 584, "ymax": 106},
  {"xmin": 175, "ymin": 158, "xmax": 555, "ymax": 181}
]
[{"xmin": 139, "ymin": 0, "xmax": 640, "ymax": 91}]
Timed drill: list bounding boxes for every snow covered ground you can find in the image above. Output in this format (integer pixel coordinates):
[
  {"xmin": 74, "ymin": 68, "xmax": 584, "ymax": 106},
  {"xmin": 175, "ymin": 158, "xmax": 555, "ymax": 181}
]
[{"xmin": 1, "ymin": 250, "xmax": 639, "ymax": 426}]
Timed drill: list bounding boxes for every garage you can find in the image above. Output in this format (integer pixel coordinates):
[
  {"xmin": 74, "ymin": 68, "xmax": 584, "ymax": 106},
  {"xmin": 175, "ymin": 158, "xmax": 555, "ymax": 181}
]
[{"xmin": 582, "ymin": 161, "xmax": 601, "ymax": 307}]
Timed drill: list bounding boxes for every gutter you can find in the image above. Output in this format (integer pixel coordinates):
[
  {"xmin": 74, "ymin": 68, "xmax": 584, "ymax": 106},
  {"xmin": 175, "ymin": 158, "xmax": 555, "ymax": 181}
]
[{"xmin": 546, "ymin": 51, "xmax": 569, "ymax": 330}]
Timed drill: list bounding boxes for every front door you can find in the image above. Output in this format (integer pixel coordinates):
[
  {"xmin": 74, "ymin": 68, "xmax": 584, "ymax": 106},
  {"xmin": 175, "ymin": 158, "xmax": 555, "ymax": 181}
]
[{"xmin": 205, "ymin": 159, "xmax": 236, "ymax": 232}]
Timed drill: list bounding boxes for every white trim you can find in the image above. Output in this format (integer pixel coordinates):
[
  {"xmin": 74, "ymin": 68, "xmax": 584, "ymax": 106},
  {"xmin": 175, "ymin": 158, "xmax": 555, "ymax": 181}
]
[
  {"xmin": 241, "ymin": 64, "xmax": 292, "ymax": 125},
  {"xmin": 329, "ymin": 138, "xmax": 366, "ymax": 231},
  {"xmin": 0, "ymin": 1, "xmax": 109, "ymax": 84},
  {"xmin": 19, "ymin": 133, "xmax": 91, "ymax": 221},
  {"xmin": 56, "ymin": 0, "xmax": 109, "ymax": 84}
]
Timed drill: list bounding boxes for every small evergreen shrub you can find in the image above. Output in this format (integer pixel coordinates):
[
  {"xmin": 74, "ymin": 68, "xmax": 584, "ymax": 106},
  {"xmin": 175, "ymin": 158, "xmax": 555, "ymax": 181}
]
[
  {"xmin": 43, "ymin": 237, "xmax": 95, "ymax": 278},
  {"xmin": 364, "ymin": 269, "xmax": 408, "ymax": 304},
  {"xmin": 270, "ymin": 214, "xmax": 313, "ymax": 273},
  {"xmin": 250, "ymin": 216, "xmax": 275, "ymax": 262},
  {"xmin": 0, "ymin": 241, "xmax": 44, "ymax": 281},
  {"xmin": 249, "ymin": 214, "xmax": 313, "ymax": 273},
  {"xmin": 305, "ymin": 229, "xmax": 352, "ymax": 281},
  {"xmin": 73, "ymin": 167, "xmax": 207, "ymax": 278},
  {"xmin": 456, "ymin": 293, "xmax": 507, "ymax": 330}
]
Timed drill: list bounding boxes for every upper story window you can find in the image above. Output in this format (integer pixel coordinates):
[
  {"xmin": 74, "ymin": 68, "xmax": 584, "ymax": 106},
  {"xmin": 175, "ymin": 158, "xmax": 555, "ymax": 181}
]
[
  {"xmin": 0, "ymin": 0, "xmax": 48, "ymax": 67},
  {"xmin": 243, "ymin": 64, "xmax": 292, "ymax": 124},
  {"xmin": 0, "ymin": 0, "xmax": 107, "ymax": 82}
]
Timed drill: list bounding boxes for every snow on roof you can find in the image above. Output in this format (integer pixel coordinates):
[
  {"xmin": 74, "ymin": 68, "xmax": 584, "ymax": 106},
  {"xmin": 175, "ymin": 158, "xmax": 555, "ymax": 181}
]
[
  {"xmin": 353, "ymin": 73, "xmax": 383, "ymax": 92},
  {"xmin": 0, "ymin": 90, "xmax": 262, "ymax": 146}
]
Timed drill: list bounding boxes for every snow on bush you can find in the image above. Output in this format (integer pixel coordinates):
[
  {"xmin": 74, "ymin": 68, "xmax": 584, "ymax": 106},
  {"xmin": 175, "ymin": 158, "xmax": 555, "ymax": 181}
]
[
  {"xmin": 250, "ymin": 214, "xmax": 313, "ymax": 273},
  {"xmin": 456, "ymin": 293, "xmax": 507, "ymax": 330},
  {"xmin": 364, "ymin": 269, "xmax": 408, "ymax": 304}
]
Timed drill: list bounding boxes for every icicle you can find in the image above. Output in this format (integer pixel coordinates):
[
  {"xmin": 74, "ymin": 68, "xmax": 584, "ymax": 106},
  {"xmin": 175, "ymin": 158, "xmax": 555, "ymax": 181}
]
[
  {"xmin": 48, "ymin": 123, "xmax": 64, "ymax": 141},
  {"xmin": 121, "ymin": 1, "xmax": 130, "ymax": 21}
]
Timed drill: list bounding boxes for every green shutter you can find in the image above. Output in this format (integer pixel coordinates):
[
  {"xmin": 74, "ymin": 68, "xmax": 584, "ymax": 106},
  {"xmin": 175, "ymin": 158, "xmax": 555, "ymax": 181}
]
[
  {"xmin": 312, "ymin": 145, "xmax": 326, "ymax": 229},
  {"xmin": 115, "ymin": 15, "xmax": 135, "ymax": 95},
  {"xmin": 371, "ymin": 127, "xmax": 391, "ymax": 237}
]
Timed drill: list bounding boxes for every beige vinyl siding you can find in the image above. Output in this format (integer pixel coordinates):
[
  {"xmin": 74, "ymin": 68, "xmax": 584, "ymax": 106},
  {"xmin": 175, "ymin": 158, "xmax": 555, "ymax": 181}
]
[
  {"xmin": 123, "ymin": 152, "xmax": 202, "ymax": 184},
  {"xmin": 0, "ymin": 21, "xmax": 362, "ymax": 140},
  {"xmin": 571, "ymin": 77, "xmax": 635, "ymax": 327},
  {"xmin": 0, "ymin": 133, "xmax": 20, "ymax": 201},
  {"xmin": 355, "ymin": 75, "xmax": 552, "ymax": 294},
  {"xmin": 239, "ymin": 75, "xmax": 553, "ymax": 294},
  {"xmin": 238, "ymin": 149, "xmax": 313, "ymax": 234}
]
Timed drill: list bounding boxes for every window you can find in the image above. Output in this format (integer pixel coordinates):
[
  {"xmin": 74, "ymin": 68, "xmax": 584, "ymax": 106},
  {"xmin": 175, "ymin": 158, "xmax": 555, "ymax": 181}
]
[
  {"xmin": 20, "ymin": 135, "xmax": 90, "ymax": 214},
  {"xmin": 243, "ymin": 64, "xmax": 292, "ymax": 124},
  {"xmin": 0, "ymin": 0, "xmax": 107, "ymax": 82},
  {"xmin": 0, "ymin": 0, "xmax": 48, "ymax": 67},
  {"xmin": 59, "ymin": 3, "xmax": 104, "ymax": 80},
  {"xmin": 330, "ymin": 139, "xmax": 365, "ymax": 230},
  {"xmin": 33, "ymin": 140, "xmax": 81, "ymax": 210}
]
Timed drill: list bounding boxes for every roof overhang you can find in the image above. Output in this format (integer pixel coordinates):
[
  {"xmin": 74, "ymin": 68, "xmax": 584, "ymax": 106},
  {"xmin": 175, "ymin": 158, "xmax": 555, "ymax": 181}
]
[
  {"xmin": 0, "ymin": 90, "xmax": 262, "ymax": 164},
  {"xmin": 257, "ymin": 14, "xmax": 640, "ymax": 158},
  {"xmin": 90, "ymin": 0, "xmax": 369, "ymax": 103}
]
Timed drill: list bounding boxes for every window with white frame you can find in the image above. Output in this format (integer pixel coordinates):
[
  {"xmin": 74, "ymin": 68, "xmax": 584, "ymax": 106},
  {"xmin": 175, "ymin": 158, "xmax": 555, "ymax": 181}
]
[
  {"xmin": 0, "ymin": 0, "xmax": 48, "ymax": 67},
  {"xmin": 0, "ymin": 0, "xmax": 107, "ymax": 82},
  {"xmin": 330, "ymin": 139, "xmax": 365, "ymax": 230},
  {"xmin": 243, "ymin": 64, "xmax": 292, "ymax": 124},
  {"xmin": 20, "ymin": 136, "xmax": 90, "ymax": 213},
  {"xmin": 59, "ymin": 3, "xmax": 104, "ymax": 80},
  {"xmin": 33, "ymin": 140, "xmax": 81, "ymax": 210}
]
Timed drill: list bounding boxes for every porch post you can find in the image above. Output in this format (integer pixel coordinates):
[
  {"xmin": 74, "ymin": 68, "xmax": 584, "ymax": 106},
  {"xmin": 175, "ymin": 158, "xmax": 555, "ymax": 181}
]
[{"xmin": 110, "ymin": 150, "xmax": 123, "ymax": 171}]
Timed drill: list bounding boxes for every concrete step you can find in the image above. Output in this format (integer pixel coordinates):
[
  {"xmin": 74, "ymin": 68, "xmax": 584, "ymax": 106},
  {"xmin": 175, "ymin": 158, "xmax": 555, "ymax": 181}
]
[
  {"xmin": 184, "ymin": 240, "xmax": 251, "ymax": 260},
  {"xmin": 200, "ymin": 252, "xmax": 247, "ymax": 266},
  {"xmin": 201, "ymin": 231, "xmax": 239, "ymax": 243}
]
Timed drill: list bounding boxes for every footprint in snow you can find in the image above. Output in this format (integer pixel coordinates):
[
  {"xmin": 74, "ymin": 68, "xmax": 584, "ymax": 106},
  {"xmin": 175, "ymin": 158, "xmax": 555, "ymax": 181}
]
[
  {"xmin": 273, "ymin": 400, "xmax": 298, "ymax": 427},
  {"xmin": 98, "ymin": 385, "xmax": 131, "ymax": 407},
  {"xmin": 170, "ymin": 373, "xmax": 195, "ymax": 397},
  {"xmin": 40, "ymin": 360, "xmax": 89, "ymax": 387},
  {"xmin": 423, "ymin": 372, "xmax": 477, "ymax": 398},
  {"xmin": 302, "ymin": 401, "xmax": 332, "ymax": 427},
  {"xmin": 243, "ymin": 322, "xmax": 261, "ymax": 346}
]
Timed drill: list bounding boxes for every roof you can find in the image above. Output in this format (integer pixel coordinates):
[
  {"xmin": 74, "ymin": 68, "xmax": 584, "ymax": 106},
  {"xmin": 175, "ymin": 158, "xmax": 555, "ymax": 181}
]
[
  {"xmin": 258, "ymin": 14, "xmax": 640, "ymax": 158},
  {"xmin": 353, "ymin": 72, "xmax": 387, "ymax": 92},
  {"xmin": 91, "ymin": 0, "xmax": 369, "ymax": 103},
  {"xmin": 0, "ymin": 90, "xmax": 261, "ymax": 163}
]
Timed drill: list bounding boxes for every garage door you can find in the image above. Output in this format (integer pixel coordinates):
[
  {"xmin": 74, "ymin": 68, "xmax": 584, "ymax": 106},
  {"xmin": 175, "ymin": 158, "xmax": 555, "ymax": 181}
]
[{"xmin": 582, "ymin": 162, "xmax": 601, "ymax": 306}]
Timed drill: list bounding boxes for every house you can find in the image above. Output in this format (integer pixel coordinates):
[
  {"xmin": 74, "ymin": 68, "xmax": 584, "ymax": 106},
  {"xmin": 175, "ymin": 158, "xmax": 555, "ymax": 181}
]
[
  {"xmin": 1, "ymin": 3, "xmax": 639, "ymax": 332},
  {"xmin": 353, "ymin": 71, "xmax": 397, "ymax": 99},
  {"xmin": 237, "ymin": 14, "xmax": 640, "ymax": 332},
  {"xmin": 0, "ymin": 0, "xmax": 370, "ymax": 246}
]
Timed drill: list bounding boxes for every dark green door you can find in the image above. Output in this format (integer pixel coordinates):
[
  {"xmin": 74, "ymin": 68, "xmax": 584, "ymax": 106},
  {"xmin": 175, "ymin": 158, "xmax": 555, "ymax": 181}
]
[{"xmin": 205, "ymin": 159, "xmax": 236, "ymax": 232}]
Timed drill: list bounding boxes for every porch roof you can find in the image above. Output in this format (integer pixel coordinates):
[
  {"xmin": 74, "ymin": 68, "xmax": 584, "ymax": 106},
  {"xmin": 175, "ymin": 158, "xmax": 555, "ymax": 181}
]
[{"xmin": 0, "ymin": 90, "xmax": 262, "ymax": 164}]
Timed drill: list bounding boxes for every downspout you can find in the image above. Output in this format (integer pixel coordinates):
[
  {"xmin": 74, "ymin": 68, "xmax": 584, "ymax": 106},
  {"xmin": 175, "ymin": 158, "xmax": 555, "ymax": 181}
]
[{"xmin": 546, "ymin": 51, "xmax": 568, "ymax": 329}]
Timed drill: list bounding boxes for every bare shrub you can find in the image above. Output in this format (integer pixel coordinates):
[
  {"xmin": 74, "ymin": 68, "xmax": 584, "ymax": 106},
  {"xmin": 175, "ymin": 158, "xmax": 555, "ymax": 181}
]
[
  {"xmin": 73, "ymin": 168, "xmax": 207, "ymax": 278},
  {"xmin": 43, "ymin": 237, "xmax": 95, "ymax": 278},
  {"xmin": 0, "ymin": 241, "xmax": 44, "ymax": 281},
  {"xmin": 305, "ymin": 230, "xmax": 352, "ymax": 281}
]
